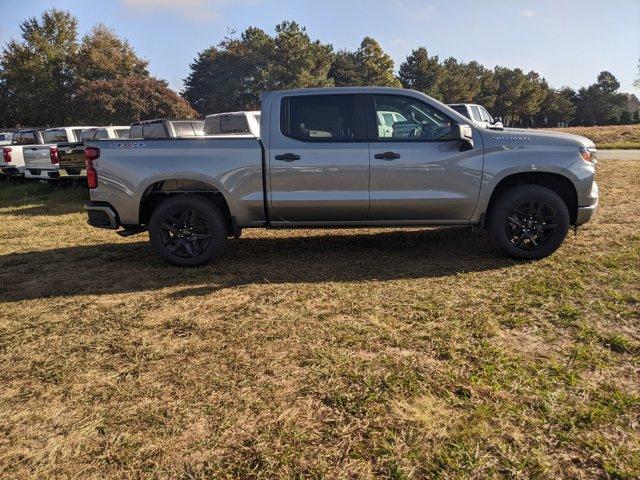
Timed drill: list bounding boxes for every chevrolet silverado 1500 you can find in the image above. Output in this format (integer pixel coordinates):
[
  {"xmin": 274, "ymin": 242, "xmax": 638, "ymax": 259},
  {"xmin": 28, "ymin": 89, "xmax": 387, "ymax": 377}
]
[
  {"xmin": 204, "ymin": 111, "xmax": 260, "ymax": 136},
  {"xmin": 448, "ymin": 103, "xmax": 503, "ymax": 128},
  {"xmin": 23, "ymin": 126, "xmax": 97, "ymax": 180},
  {"xmin": 58, "ymin": 126, "xmax": 130, "ymax": 177},
  {"xmin": 85, "ymin": 87, "xmax": 598, "ymax": 266},
  {"xmin": 1, "ymin": 129, "xmax": 45, "ymax": 176}
]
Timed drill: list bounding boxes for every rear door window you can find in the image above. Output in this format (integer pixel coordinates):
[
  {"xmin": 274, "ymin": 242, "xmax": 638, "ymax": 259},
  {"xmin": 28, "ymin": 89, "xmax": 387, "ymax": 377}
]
[{"xmin": 281, "ymin": 94, "xmax": 365, "ymax": 141}]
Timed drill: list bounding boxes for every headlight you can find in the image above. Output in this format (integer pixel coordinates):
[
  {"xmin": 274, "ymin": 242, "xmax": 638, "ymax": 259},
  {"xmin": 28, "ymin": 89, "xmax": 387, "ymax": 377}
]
[{"xmin": 579, "ymin": 147, "xmax": 597, "ymax": 164}]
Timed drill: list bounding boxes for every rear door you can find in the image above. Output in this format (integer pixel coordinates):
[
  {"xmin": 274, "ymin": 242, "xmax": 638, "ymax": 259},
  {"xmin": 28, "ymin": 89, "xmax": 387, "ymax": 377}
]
[
  {"xmin": 367, "ymin": 93, "xmax": 483, "ymax": 221},
  {"xmin": 268, "ymin": 93, "xmax": 370, "ymax": 222}
]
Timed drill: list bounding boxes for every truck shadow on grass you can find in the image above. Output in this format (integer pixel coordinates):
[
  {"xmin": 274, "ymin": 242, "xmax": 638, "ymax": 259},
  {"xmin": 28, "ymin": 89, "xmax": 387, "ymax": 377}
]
[{"xmin": 0, "ymin": 227, "xmax": 517, "ymax": 302}]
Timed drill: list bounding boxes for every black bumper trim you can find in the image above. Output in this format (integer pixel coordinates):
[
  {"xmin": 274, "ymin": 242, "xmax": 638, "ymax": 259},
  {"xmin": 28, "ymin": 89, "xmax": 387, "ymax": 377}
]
[{"xmin": 84, "ymin": 202, "xmax": 120, "ymax": 229}]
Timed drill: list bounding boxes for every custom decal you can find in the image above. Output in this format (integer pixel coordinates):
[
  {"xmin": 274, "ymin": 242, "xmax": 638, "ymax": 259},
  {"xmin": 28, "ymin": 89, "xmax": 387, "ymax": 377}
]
[{"xmin": 114, "ymin": 142, "xmax": 146, "ymax": 149}]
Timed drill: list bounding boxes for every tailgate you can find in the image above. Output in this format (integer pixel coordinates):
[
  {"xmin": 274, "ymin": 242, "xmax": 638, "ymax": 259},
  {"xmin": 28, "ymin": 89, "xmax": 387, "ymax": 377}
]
[
  {"xmin": 59, "ymin": 145, "xmax": 86, "ymax": 170},
  {"xmin": 24, "ymin": 145, "xmax": 54, "ymax": 167}
]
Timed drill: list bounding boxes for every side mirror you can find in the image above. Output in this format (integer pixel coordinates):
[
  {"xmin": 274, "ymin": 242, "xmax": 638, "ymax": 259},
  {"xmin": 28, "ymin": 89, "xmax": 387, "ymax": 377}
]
[
  {"xmin": 453, "ymin": 123, "xmax": 474, "ymax": 151},
  {"xmin": 493, "ymin": 121, "xmax": 504, "ymax": 129}
]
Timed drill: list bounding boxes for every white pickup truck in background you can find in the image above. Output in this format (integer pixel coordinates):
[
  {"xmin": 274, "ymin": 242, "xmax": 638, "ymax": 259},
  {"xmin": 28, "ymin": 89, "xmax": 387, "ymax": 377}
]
[
  {"xmin": 23, "ymin": 126, "xmax": 96, "ymax": 180},
  {"xmin": 204, "ymin": 111, "xmax": 261, "ymax": 137},
  {"xmin": 57, "ymin": 126, "xmax": 130, "ymax": 178},
  {"xmin": 0, "ymin": 132, "xmax": 12, "ymax": 146},
  {"xmin": 129, "ymin": 119, "xmax": 204, "ymax": 138},
  {"xmin": 1, "ymin": 129, "xmax": 45, "ymax": 176},
  {"xmin": 447, "ymin": 103, "xmax": 503, "ymax": 128}
]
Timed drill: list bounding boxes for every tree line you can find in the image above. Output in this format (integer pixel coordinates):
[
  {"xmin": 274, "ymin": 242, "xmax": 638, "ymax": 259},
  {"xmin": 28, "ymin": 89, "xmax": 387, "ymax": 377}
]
[{"xmin": 1, "ymin": 9, "xmax": 639, "ymax": 129}]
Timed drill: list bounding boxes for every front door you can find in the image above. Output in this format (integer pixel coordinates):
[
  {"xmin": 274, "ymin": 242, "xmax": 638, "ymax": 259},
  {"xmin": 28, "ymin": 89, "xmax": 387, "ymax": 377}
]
[
  {"xmin": 368, "ymin": 94, "xmax": 483, "ymax": 221},
  {"xmin": 268, "ymin": 93, "xmax": 370, "ymax": 222}
]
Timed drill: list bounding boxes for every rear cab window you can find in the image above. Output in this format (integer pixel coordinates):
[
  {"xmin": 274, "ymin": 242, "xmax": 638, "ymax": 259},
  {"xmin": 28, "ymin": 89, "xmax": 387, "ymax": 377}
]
[
  {"xmin": 280, "ymin": 94, "xmax": 366, "ymax": 141},
  {"xmin": 81, "ymin": 129, "xmax": 99, "ymax": 141},
  {"xmin": 43, "ymin": 130, "xmax": 70, "ymax": 143},
  {"xmin": 129, "ymin": 125, "xmax": 143, "ymax": 138},
  {"xmin": 143, "ymin": 123, "xmax": 168, "ymax": 138},
  {"xmin": 12, "ymin": 131, "xmax": 38, "ymax": 145},
  {"xmin": 114, "ymin": 128, "xmax": 130, "ymax": 139}
]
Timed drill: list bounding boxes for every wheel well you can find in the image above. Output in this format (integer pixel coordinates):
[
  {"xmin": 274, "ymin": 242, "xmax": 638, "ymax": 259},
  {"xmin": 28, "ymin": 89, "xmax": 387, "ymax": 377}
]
[
  {"xmin": 139, "ymin": 180, "xmax": 232, "ymax": 231},
  {"xmin": 486, "ymin": 172, "xmax": 578, "ymax": 224}
]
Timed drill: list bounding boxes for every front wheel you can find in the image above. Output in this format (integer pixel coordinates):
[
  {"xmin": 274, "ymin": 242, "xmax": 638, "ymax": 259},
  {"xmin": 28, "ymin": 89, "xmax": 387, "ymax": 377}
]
[
  {"xmin": 148, "ymin": 195, "xmax": 226, "ymax": 267},
  {"xmin": 487, "ymin": 185, "xmax": 570, "ymax": 260}
]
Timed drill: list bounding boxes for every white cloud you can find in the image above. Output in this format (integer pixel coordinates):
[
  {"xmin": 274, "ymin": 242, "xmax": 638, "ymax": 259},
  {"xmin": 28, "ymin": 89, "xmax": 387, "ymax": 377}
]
[
  {"xmin": 522, "ymin": 9, "xmax": 535, "ymax": 18},
  {"xmin": 120, "ymin": 0, "xmax": 256, "ymax": 22}
]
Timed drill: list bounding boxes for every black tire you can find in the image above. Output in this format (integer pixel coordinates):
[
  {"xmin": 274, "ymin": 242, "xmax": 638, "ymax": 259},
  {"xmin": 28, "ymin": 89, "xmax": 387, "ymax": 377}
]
[
  {"xmin": 487, "ymin": 185, "xmax": 570, "ymax": 260},
  {"xmin": 148, "ymin": 195, "xmax": 226, "ymax": 267}
]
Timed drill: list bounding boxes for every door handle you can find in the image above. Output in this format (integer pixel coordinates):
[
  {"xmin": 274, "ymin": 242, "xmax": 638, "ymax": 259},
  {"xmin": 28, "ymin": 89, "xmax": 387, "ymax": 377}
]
[
  {"xmin": 374, "ymin": 151, "xmax": 401, "ymax": 160},
  {"xmin": 274, "ymin": 153, "xmax": 301, "ymax": 162}
]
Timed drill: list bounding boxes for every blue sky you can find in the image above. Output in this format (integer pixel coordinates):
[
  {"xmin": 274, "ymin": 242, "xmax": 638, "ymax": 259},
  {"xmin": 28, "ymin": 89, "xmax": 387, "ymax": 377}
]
[{"xmin": 0, "ymin": 0, "xmax": 638, "ymax": 94}]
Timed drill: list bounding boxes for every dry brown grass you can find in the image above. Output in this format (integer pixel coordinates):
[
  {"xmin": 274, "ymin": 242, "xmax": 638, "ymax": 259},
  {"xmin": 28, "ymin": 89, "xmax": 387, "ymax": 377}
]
[
  {"xmin": 545, "ymin": 124, "xmax": 640, "ymax": 149},
  {"xmin": 0, "ymin": 163, "xmax": 639, "ymax": 479}
]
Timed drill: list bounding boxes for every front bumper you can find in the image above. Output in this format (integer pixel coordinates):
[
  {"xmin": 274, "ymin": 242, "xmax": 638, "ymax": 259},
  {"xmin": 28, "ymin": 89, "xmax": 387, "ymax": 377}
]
[
  {"xmin": 575, "ymin": 181, "xmax": 599, "ymax": 226},
  {"xmin": 84, "ymin": 202, "xmax": 120, "ymax": 229}
]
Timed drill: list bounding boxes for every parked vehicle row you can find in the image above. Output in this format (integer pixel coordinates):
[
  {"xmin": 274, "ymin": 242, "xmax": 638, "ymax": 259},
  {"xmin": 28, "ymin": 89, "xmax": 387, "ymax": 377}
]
[
  {"xmin": 83, "ymin": 87, "xmax": 599, "ymax": 266},
  {"xmin": 0, "ymin": 113, "xmax": 265, "ymax": 180}
]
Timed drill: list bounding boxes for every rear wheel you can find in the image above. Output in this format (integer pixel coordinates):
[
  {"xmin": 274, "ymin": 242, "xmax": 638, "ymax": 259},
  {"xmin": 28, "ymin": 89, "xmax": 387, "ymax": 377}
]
[
  {"xmin": 149, "ymin": 195, "xmax": 226, "ymax": 267},
  {"xmin": 487, "ymin": 185, "xmax": 569, "ymax": 260}
]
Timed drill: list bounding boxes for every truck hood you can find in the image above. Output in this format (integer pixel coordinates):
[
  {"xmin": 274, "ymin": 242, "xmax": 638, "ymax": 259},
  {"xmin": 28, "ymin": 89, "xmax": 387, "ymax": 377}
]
[{"xmin": 481, "ymin": 127, "xmax": 595, "ymax": 148}]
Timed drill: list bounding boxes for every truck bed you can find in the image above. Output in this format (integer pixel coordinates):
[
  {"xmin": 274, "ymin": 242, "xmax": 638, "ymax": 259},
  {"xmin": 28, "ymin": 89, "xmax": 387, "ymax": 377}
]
[{"xmin": 86, "ymin": 137, "xmax": 266, "ymax": 227}]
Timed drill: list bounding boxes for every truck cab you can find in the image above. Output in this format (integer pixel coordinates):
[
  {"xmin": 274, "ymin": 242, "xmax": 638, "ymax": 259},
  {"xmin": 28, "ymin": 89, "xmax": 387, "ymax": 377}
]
[{"xmin": 447, "ymin": 103, "xmax": 503, "ymax": 129}]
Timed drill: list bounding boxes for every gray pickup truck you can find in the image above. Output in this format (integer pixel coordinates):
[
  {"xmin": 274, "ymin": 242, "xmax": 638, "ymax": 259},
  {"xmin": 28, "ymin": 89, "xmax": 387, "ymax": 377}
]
[{"xmin": 85, "ymin": 87, "xmax": 598, "ymax": 266}]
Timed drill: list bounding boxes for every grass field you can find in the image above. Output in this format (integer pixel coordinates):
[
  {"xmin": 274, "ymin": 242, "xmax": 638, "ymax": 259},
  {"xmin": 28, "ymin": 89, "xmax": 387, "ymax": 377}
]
[
  {"xmin": 0, "ymin": 162, "xmax": 639, "ymax": 479},
  {"xmin": 546, "ymin": 124, "xmax": 640, "ymax": 150}
]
